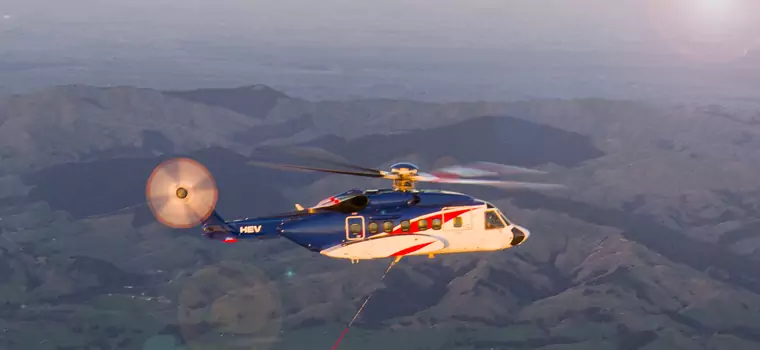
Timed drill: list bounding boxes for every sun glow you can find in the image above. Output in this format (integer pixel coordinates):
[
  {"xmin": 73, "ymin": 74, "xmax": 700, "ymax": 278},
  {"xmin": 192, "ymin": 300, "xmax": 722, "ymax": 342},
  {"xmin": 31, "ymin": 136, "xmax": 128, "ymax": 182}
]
[
  {"xmin": 698, "ymin": 0, "xmax": 729, "ymax": 12},
  {"xmin": 647, "ymin": 0, "xmax": 760, "ymax": 62},
  {"xmin": 695, "ymin": 0, "xmax": 739, "ymax": 22}
]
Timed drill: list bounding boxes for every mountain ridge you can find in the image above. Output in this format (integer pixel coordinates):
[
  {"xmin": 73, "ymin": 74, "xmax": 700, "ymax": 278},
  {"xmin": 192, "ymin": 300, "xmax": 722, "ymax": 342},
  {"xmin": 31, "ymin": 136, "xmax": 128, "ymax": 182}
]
[
  {"xmin": 1, "ymin": 84, "xmax": 760, "ymax": 349},
  {"xmin": 163, "ymin": 84, "xmax": 290, "ymax": 119}
]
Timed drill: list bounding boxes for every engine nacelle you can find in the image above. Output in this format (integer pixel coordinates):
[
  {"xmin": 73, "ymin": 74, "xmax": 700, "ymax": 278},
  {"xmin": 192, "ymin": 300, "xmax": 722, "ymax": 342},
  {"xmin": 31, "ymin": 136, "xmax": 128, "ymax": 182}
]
[
  {"xmin": 330, "ymin": 194, "xmax": 369, "ymax": 213},
  {"xmin": 311, "ymin": 190, "xmax": 371, "ymax": 213}
]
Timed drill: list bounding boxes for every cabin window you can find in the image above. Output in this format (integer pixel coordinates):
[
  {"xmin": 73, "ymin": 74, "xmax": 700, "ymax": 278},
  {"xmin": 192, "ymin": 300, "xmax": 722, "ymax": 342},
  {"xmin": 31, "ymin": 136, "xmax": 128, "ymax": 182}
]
[
  {"xmin": 485, "ymin": 210, "xmax": 506, "ymax": 230},
  {"xmin": 383, "ymin": 221, "xmax": 393, "ymax": 233},
  {"xmin": 418, "ymin": 219, "xmax": 428, "ymax": 231},
  {"xmin": 453, "ymin": 217, "xmax": 463, "ymax": 228},
  {"xmin": 350, "ymin": 223, "xmax": 362, "ymax": 235},
  {"xmin": 401, "ymin": 220, "xmax": 410, "ymax": 232},
  {"xmin": 368, "ymin": 222, "xmax": 379, "ymax": 234},
  {"xmin": 432, "ymin": 218, "xmax": 442, "ymax": 230}
]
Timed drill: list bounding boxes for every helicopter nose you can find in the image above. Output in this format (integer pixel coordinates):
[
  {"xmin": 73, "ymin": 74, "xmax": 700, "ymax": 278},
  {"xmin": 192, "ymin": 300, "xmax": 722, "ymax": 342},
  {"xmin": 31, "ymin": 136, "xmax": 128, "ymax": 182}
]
[{"xmin": 510, "ymin": 225, "xmax": 529, "ymax": 246}]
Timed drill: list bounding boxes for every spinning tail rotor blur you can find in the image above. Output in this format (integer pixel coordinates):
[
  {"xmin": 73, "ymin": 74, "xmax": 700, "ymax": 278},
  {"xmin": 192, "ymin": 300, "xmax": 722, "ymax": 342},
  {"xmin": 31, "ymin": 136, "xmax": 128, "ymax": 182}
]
[{"xmin": 146, "ymin": 157, "xmax": 219, "ymax": 228}]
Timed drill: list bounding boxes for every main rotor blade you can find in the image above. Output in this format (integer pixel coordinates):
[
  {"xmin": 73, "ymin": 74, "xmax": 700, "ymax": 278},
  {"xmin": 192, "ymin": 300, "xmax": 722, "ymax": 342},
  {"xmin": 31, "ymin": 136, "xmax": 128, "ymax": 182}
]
[
  {"xmin": 415, "ymin": 175, "xmax": 565, "ymax": 190},
  {"xmin": 253, "ymin": 146, "xmax": 386, "ymax": 175},
  {"xmin": 429, "ymin": 162, "xmax": 547, "ymax": 178},
  {"xmin": 248, "ymin": 160, "xmax": 388, "ymax": 179}
]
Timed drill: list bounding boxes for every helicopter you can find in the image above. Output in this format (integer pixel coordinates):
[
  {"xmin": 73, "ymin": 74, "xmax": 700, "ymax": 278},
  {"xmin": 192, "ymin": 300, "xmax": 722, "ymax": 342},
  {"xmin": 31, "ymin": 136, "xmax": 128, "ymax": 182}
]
[{"xmin": 145, "ymin": 154, "xmax": 564, "ymax": 263}]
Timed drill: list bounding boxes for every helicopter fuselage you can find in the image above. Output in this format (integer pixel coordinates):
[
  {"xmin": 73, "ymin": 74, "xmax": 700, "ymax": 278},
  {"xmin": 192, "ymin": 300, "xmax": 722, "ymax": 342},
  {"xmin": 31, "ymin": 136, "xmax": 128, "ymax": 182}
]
[{"xmin": 202, "ymin": 188, "xmax": 530, "ymax": 261}]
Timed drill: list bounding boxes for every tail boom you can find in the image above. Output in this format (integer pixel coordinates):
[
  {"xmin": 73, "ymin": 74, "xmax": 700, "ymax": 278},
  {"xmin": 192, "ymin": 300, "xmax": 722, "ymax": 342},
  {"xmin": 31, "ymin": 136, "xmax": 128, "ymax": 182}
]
[{"xmin": 202, "ymin": 211, "xmax": 284, "ymax": 242}]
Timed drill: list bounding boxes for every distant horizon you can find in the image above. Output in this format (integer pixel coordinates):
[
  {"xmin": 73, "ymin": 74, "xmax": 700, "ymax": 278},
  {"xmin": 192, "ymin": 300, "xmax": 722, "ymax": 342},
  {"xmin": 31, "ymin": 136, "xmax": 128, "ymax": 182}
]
[{"xmin": 2, "ymin": 0, "xmax": 759, "ymax": 102}]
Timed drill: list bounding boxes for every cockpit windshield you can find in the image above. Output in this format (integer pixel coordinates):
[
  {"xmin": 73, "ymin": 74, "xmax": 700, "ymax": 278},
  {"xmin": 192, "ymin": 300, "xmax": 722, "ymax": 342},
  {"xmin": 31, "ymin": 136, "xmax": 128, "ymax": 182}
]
[
  {"xmin": 484, "ymin": 209, "xmax": 506, "ymax": 229},
  {"xmin": 496, "ymin": 209, "xmax": 511, "ymax": 226}
]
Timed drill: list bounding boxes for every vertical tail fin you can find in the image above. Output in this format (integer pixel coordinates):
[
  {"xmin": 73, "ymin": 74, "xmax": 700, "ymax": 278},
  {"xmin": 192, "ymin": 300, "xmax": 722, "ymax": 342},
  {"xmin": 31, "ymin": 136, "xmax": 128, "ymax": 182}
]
[{"xmin": 202, "ymin": 210, "xmax": 236, "ymax": 240}]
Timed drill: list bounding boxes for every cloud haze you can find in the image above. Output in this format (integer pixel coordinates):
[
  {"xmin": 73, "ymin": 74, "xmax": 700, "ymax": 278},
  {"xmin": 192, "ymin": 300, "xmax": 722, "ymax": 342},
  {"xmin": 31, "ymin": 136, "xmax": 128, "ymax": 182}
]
[{"xmin": 2, "ymin": 0, "xmax": 759, "ymax": 100}]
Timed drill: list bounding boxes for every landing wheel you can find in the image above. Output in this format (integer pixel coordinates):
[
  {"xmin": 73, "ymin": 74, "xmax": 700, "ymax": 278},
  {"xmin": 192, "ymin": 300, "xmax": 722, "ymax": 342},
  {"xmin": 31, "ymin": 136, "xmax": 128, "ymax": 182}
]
[{"xmin": 146, "ymin": 157, "xmax": 218, "ymax": 228}]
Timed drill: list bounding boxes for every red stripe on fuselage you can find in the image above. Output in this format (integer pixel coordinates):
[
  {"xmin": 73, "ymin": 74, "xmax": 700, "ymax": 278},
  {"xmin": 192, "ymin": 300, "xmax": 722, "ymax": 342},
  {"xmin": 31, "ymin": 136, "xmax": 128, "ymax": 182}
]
[
  {"xmin": 389, "ymin": 242, "xmax": 433, "ymax": 257},
  {"xmin": 443, "ymin": 208, "xmax": 473, "ymax": 222},
  {"xmin": 390, "ymin": 207, "xmax": 477, "ymax": 234}
]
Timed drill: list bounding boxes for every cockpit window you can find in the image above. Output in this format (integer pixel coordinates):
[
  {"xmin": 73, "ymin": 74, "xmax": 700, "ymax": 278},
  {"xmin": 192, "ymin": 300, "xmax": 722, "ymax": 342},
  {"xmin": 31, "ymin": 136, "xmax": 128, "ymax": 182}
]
[{"xmin": 485, "ymin": 209, "xmax": 506, "ymax": 229}]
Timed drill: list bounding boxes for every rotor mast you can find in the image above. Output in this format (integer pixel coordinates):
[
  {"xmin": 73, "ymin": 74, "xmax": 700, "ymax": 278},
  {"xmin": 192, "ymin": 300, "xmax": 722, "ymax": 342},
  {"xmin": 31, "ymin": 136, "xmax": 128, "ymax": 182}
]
[{"xmin": 392, "ymin": 176, "xmax": 416, "ymax": 191}]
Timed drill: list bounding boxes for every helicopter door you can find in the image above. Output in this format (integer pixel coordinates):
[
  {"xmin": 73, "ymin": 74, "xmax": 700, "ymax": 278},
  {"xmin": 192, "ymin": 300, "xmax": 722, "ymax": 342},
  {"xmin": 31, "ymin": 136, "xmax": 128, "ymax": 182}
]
[{"xmin": 345, "ymin": 216, "xmax": 365, "ymax": 241}]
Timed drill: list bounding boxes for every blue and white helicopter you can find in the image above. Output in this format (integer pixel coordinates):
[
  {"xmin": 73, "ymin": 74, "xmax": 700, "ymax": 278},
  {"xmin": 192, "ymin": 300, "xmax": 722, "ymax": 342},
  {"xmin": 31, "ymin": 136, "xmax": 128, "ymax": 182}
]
[{"xmin": 145, "ymin": 155, "xmax": 563, "ymax": 263}]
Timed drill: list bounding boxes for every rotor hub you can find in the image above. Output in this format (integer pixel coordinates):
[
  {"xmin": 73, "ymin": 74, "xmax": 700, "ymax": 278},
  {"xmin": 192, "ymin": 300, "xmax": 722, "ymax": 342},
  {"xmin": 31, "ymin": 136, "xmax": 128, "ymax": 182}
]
[
  {"xmin": 176, "ymin": 187, "xmax": 189, "ymax": 199},
  {"xmin": 389, "ymin": 163, "xmax": 419, "ymax": 191}
]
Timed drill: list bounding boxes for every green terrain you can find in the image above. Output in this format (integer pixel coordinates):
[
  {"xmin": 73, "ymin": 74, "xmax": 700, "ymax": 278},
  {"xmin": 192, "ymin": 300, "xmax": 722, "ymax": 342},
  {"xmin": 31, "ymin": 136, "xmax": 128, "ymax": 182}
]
[{"xmin": 1, "ymin": 85, "xmax": 760, "ymax": 349}]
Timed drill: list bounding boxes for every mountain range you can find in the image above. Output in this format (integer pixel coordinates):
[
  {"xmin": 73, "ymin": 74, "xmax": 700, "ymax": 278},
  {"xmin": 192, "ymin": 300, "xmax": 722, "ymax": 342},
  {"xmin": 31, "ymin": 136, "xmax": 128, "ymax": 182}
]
[{"xmin": 1, "ymin": 84, "xmax": 759, "ymax": 350}]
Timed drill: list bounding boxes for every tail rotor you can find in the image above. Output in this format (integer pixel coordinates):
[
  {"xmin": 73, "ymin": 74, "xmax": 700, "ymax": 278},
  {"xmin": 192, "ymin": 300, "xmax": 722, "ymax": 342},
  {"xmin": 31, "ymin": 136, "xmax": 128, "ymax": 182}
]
[{"xmin": 146, "ymin": 157, "xmax": 219, "ymax": 228}]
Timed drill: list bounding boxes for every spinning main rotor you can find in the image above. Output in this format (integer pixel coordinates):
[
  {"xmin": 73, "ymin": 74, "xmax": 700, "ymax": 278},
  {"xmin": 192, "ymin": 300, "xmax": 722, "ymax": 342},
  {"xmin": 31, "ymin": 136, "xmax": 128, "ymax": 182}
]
[{"xmin": 247, "ymin": 148, "xmax": 564, "ymax": 192}]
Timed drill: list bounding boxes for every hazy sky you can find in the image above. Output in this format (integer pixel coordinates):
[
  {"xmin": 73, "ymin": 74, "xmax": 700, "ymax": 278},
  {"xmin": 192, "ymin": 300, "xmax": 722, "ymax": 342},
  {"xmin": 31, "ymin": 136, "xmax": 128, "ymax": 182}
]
[
  {"xmin": 2, "ymin": 0, "xmax": 759, "ymax": 100},
  {"xmin": 4, "ymin": 0, "xmax": 758, "ymax": 52}
]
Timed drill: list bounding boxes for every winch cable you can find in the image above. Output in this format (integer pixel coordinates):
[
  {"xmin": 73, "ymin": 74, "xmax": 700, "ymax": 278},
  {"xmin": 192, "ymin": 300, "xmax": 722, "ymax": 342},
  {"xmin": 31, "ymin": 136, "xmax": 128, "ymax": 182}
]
[{"xmin": 330, "ymin": 258, "xmax": 399, "ymax": 350}]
